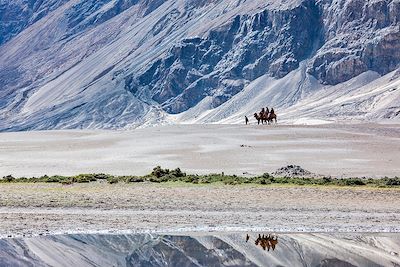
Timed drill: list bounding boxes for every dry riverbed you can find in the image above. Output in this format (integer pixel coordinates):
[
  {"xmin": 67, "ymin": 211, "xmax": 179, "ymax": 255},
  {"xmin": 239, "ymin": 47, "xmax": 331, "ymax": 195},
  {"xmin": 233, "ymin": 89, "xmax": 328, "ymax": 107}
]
[{"xmin": 0, "ymin": 182, "xmax": 399, "ymax": 238}]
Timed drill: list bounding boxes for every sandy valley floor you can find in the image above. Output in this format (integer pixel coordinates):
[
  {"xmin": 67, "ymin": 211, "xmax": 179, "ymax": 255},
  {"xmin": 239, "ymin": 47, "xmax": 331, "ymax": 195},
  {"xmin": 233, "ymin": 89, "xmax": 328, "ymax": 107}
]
[
  {"xmin": 0, "ymin": 124, "xmax": 399, "ymax": 237},
  {"xmin": 0, "ymin": 123, "xmax": 399, "ymax": 178}
]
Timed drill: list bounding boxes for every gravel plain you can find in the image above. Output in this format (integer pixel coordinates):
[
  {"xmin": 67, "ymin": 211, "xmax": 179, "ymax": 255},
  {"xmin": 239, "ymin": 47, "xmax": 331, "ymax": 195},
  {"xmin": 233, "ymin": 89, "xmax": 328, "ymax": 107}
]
[{"xmin": 0, "ymin": 182, "xmax": 399, "ymax": 238}]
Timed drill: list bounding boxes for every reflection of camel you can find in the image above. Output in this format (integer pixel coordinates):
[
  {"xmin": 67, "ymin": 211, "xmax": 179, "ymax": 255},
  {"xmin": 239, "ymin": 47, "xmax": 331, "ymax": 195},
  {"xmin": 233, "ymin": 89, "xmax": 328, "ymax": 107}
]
[
  {"xmin": 248, "ymin": 233, "xmax": 279, "ymax": 252},
  {"xmin": 270, "ymin": 236, "xmax": 278, "ymax": 250}
]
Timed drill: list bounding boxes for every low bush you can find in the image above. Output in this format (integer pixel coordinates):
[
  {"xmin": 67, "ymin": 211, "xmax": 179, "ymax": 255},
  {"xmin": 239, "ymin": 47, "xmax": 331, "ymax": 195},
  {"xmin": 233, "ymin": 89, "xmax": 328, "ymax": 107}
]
[
  {"xmin": 2, "ymin": 175, "xmax": 15, "ymax": 182},
  {"xmin": 151, "ymin": 166, "xmax": 170, "ymax": 178},
  {"xmin": 125, "ymin": 176, "xmax": 144, "ymax": 183},
  {"xmin": 170, "ymin": 168, "xmax": 186, "ymax": 178},
  {"xmin": 340, "ymin": 178, "xmax": 366, "ymax": 186},
  {"xmin": 107, "ymin": 177, "xmax": 120, "ymax": 184},
  {"xmin": 385, "ymin": 177, "xmax": 400, "ymax": 186},
  {"xmin": 93, "ymin": 173, "xmax": 112, "ymax": 180}
]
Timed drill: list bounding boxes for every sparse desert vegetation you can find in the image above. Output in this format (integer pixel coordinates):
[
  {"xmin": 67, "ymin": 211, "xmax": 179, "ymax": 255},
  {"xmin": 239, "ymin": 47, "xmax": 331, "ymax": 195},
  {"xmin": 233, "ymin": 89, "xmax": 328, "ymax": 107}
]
[{"xmin": 2, "ymin": 166, "xmax": 399, "ymax": 188}]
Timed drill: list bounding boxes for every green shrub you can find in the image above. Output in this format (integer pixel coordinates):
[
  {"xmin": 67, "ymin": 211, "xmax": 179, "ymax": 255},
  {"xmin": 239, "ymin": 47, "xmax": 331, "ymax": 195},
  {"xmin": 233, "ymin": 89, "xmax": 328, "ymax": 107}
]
[
  {"xmin": 151, "ymin": 166, "xmax": 169, "ymax": 178},
  {"xmin": 93, "ymin": 173, "xmax": 112, "ymax": 180},
  {"xmin": 107, "ymin": 177, "xmax": 119, "ymax": 184},
  {"xmin": 44, "ymin": 176, "xmax": 65, "ymax": 183},
  {"xmin": 125, "ymin": 176, "xmax": 144, "ymax": 183},
  {"xmin": 251, "ymin": 177, "xmax": 271, "ymax": 185},
  {"xmin": 262, "ymin": 173, "xmax": 273, "ymax": 179},
  {"xmin": 385, "ymin": 178, "xmax": 400, "ymax": 186},
  {"xmin": 61, "ymin": 179, "xmax": 74, "ymax": 185},
  {"xmin": 322, "ymin": 177, "xmax": 333, "ymax": 184},
  {"xmin": 170, "ymin": 168, "xmax": 186, "ymax": 178},
  {"xmin": 341, "ymin": 178, "xmax": 366, "ymax": 186},
  {"xmin": 75, "ymin": 174, "xmax": 98, "ymax": 182},
  {"xmin": 183, "ymin": 175, "xmax": 198, "ymax": 183},
  {"xmin": 3, "ymin": 175, "xmax": 15, "ymax": 182},
  {"xmin": 197, "ymin": 177, "xmax": 210, "ymax": 184},
  {"xmin": 149, "ymin": 177, "xmax": 161, "ymax": 183},
  {"xmin": 75, "ymin": 175, "xmax": 91, "ymax": 183}
]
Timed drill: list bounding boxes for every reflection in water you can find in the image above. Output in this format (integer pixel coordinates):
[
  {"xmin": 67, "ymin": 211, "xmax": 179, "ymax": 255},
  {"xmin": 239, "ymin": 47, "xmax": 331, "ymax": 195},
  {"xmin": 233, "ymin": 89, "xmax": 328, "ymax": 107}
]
[
  {"xmin": 0, "ymin": 233, "xmax": 399, "ymax": 266},
  {"xmin": 246, "ymin": 233, "xmax": 278, "ymax": 251}
]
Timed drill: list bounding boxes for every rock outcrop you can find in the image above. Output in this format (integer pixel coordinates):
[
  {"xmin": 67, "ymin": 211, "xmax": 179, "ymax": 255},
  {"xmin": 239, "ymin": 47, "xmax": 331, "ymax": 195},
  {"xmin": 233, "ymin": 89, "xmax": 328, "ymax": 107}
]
[
  {"xmin": 0, "ymin": 0, "xmax": 68, "ymax": 45},
  {"xmin": 125, "ymin": 0, "xmax": 322, "ymax": 113},
  {"xmin": 124, "ymin": 0, "xmax": 400, "ymax": 114},
  {"xmin": 308, "ymin": 0, "xmax": 400, "ymax": 85}
]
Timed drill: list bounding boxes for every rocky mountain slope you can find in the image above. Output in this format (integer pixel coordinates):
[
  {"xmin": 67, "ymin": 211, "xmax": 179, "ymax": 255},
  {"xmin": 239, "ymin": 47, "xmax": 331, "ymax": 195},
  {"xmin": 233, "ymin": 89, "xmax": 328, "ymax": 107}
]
[{"xmin": 0, "ymin": 0, "xmax": 399, "ymax": 130}]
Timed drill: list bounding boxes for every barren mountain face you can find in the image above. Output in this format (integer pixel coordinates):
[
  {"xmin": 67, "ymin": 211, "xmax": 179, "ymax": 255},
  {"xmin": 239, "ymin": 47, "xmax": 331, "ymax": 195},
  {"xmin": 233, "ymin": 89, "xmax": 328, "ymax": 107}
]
[{"xmin": 0, "ymin": 0, "xmax": 399, "ymax": 130}]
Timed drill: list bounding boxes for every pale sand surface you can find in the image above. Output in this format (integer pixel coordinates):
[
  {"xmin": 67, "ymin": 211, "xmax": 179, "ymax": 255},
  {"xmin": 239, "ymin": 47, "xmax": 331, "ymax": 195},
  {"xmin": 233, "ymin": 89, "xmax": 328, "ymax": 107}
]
[
  {"xmin": 0, "ymin": 124, "xmax": 399, "ymax": 238},
  {"xmin": 0, "ymin": 124, "xmax": 399, "ymax": 178},
  {"xmin": 0, "ymin": 183, "xmax": 399, "ymax": 237}
]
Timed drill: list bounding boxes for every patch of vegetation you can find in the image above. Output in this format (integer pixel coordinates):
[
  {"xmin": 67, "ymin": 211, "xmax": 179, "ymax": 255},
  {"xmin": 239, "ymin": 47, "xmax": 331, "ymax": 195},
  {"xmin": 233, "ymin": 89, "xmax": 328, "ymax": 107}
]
[
  {"xmin": 125, "ymin": 176, "xmax": 144, "ymax": 183},
  {"xmin": 383, "ymin": 177, "xmax": 400, "ymax": 186},
  {"xmin": 1, "ymin": 167, "xmax": 399, "ymax": 188},
  {"xmin": 107, "ymin": 177, "xmax": 120, "ymax": 184},
  {"xmin": 2, "ymin": 175, "xmax": 15, "ymax": 182}
]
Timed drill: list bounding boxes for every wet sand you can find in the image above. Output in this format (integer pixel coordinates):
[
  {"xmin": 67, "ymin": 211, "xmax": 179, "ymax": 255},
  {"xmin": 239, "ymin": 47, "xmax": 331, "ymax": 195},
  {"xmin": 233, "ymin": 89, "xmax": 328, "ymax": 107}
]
[
  {"xmin": 0, "ymin": 123, "xmax": 399, "ymax": 178},
  {"xmin": 0, "ymin": 183, "xmax": 399, "ymax": 238}
]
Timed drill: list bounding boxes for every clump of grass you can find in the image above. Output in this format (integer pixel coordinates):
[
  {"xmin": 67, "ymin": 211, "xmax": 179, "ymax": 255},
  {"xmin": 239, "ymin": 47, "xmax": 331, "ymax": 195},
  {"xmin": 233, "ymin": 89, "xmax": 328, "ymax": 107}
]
[
  {"xmin": 125, "ymin": 176, "xmax": 144, "ymax": 183},
  {"xmin": 107, "ymin": 177, "xmax": 120, "ymax": 184}
]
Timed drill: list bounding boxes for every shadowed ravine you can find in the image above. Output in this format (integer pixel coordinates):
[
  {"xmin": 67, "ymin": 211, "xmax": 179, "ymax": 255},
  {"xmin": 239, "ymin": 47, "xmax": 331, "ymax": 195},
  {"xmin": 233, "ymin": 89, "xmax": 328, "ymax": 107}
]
[{"xmin": 0, "ymin": 233, "xmax": 399, "ymax": 267}]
